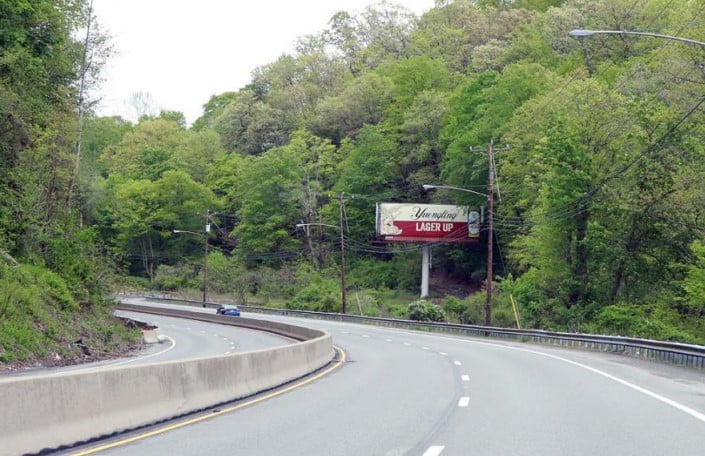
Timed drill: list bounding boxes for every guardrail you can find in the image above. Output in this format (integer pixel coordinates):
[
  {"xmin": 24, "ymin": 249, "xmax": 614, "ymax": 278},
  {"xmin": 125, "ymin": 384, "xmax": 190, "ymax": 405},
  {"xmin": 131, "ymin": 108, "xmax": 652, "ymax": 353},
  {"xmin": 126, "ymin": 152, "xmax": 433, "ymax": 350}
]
[{"xmin": 122, "ymin": 293, "xmax": 705, "ymax": 370}]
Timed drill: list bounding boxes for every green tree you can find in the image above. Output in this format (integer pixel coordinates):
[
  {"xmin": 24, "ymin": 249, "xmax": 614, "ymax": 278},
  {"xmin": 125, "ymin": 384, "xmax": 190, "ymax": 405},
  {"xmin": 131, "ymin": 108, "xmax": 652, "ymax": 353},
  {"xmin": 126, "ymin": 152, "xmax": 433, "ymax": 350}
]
[
  {"xmin": 102, "ymin": 171, "xmax": 218, "ymax": 280},
  {"xmin": 192, "ymin": 92, "xmax": 237, "ymax": 131},
  {"xmin": 334, "ymin": 126, "xmax": 402, "ymax": 241},
  {"xmin": 233, "ymin": 147, "xmax": 303, "ymax": 266},
  {"xmin": 213, "ymin": 89, "xmax": 292, "ymax": 155},
  {"xmin": 511, "ymin": 117, "xmax": 593, "ymax": 309},
  {"xmin": 681, "ymin": 242, "xmax": 705, "ymax": 316},
  {"xmin": 99, "ymin": 118, "xmax": 185, "ymax": 180}
]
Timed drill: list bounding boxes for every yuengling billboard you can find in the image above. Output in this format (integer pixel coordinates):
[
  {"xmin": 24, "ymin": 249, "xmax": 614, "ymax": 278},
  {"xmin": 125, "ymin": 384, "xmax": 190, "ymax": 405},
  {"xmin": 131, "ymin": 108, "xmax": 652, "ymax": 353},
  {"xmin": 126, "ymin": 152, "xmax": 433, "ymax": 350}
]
[{"xmin": 376, "ymin": 203, "xmax": 480, "ymax": 242}]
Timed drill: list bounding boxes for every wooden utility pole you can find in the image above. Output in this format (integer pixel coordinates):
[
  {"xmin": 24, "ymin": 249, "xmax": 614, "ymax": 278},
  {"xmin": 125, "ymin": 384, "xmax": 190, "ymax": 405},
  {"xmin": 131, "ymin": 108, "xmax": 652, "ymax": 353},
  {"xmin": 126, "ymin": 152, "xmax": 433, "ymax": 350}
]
[
  {"xmin": 339, "ymin": 194, "xmax": 347, "ymax": 314},
  {"xmin": 203, "ymin": 209, "xmax": 210, "ymax": 306},
  {"xmin": 485, "ymin": 141, "xmax": 494, "ymax": 327}
]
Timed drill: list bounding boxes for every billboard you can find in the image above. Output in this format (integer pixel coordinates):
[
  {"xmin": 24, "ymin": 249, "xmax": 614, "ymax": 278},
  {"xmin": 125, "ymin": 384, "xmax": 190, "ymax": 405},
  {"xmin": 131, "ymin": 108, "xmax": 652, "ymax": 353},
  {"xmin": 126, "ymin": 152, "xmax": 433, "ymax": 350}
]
[{"xmin": 376, "ymin": 203, "xmax": 480, "ymax": 243}]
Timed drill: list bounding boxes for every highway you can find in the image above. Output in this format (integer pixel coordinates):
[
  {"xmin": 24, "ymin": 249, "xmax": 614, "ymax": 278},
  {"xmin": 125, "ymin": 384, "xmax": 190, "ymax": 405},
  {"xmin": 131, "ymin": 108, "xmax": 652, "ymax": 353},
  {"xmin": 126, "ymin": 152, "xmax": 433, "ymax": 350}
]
[
  {"xmin": 68, "ymin": 301, "xmax": 705, "ymax": 456},
  {"xmin": 0, "ymin": 309, "xmax": 291, "ymax": 379}
]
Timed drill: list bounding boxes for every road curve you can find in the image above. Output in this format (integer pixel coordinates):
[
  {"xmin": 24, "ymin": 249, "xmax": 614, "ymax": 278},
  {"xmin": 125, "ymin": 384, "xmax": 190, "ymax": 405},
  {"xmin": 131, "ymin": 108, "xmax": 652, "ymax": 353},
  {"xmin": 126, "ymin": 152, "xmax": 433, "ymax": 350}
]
[
  {"xmin": 72, "ymin": 301, "xmax": 705, "ymax": 456},
  {"xmin": 0, "ymin": 309, "xmax": 291, "ymax": 379}
]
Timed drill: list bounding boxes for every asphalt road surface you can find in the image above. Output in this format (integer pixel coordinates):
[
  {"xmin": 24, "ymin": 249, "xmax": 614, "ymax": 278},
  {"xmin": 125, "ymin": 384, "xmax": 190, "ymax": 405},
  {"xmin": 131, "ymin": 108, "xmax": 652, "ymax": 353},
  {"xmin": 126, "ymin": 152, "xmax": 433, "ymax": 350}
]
[{"xmin": 69, "ymin": 301, "xmax": 705, "ymax": 456}]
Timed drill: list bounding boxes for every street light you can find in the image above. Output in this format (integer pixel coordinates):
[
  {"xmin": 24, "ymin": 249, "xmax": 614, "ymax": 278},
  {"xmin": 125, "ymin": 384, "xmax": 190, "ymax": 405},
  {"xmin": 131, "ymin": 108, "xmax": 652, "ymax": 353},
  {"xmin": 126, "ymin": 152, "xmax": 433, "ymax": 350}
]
[
  {"xmin": 296, "ymin": 222, "xmax": 347, "ymax": 314},
  {"xmin": 569, "ymin": 29, "xmax": 705, "ymax": 48},
  {"xmin": 174, "ymin": 216, "xmax": 210, "ymax": 307},
  {"xmin": 422, "ymin": 184, "xmax": 488, "ymax": 198},
  {"xmin": 424, "ymin": 176, "xmax": 495, "ymax": 327}
]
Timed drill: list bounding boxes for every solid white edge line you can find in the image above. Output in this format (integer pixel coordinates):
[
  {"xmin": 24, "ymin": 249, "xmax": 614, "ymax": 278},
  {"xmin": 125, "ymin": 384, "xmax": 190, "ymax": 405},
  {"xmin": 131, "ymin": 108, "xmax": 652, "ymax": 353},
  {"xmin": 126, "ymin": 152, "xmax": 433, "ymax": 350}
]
[
  {"xmin": 413, "ymin": 332, "xmax": 705, "ymax": 425},
  {"xmin": 423, "ymin": 446, "xmax": 445, "ymax": 456},
  {"xmin": 96, "ymin": 335, "xmax": 177, "ymax": 369},
  {"xmin": 458, "ymin": 397, "xmax": 470, "ymax": 407},
  {"xmin": 50, "ymin": 335, "xmax": 177, "ymax": 376}
]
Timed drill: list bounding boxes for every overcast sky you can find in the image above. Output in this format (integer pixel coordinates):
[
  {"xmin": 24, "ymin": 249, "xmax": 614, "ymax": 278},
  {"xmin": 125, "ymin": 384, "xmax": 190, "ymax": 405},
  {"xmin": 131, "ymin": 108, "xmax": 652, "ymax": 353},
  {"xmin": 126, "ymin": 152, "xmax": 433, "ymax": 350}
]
[{"xmin": 92, "ymin": 0, "xmax": 437, "ymax": 125}]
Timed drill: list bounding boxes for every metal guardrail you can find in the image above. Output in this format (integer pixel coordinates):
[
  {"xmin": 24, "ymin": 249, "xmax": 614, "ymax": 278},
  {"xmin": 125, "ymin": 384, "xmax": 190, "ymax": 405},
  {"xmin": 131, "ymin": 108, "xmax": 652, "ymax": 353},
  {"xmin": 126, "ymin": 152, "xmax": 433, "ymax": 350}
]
[{"xmin": 118, "ymin": 293, "xmax": 705, "ymax": 370}]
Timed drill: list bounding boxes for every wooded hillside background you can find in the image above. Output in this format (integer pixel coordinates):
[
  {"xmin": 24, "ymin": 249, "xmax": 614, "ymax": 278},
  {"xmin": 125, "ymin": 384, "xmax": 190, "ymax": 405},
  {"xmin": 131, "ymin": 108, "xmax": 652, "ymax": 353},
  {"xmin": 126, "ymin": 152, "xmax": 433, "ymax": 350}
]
[{"xmin": 2, "ymin": 0, "xmax": 705, "ymax": 364}]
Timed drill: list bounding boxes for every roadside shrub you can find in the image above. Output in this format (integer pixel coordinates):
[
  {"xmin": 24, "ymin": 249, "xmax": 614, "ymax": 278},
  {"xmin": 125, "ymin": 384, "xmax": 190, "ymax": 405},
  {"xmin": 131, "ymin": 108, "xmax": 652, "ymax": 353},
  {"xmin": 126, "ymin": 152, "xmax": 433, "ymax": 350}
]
[
  {"xmin": 443, "ymin": 296, "xmax": 479, "ymax": 323},
  {"xmin": 290, "ymin": 275, "xmax": 341, "ymax": 312},
  {"xmin": 154, "ymin": 264, "xmax": 190, "ymax": 291},
  {"xmin": 583, "ymin": 303, "xmax": 701, "ymax": 343},
  {"xmin": 388, "ymin": 303, "xmax": 408, "ymax": 318},
  {"xmin": 407, "ymin": 300, "xmax": 445, "ymax": 322},
  {"xmin": 23, "ymin": 265, "xmax": 77, "ymax": 311},
  {"xmin": 347, "ymin": 254, "xmax": 418, "ymax": 290}
]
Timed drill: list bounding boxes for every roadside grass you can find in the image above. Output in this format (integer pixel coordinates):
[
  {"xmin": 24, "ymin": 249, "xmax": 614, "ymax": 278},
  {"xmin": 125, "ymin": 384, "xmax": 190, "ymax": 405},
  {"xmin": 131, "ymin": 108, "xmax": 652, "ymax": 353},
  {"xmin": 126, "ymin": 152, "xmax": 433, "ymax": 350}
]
[{"xmin": 0, "ymin": 264, "xmax": 141, "ymax": 368}]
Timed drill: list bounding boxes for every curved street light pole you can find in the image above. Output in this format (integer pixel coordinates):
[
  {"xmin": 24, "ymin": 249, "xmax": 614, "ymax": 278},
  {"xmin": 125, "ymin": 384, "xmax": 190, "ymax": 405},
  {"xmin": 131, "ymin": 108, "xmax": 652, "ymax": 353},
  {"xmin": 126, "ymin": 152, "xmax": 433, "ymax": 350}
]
[
  {"xmin": 424, "ymin": 174, "xmax": 495, "ymax": 326},
  {"xmin": 422, "ymin": 184, "xmax": 488, "ymax": 198},
  {"xmin": 174, "ymin": 208, "xmax": 210, "ymax": 307},
  {"xmin": 569, "ymin": 29, "xmax": 705, "ymax": 48}
]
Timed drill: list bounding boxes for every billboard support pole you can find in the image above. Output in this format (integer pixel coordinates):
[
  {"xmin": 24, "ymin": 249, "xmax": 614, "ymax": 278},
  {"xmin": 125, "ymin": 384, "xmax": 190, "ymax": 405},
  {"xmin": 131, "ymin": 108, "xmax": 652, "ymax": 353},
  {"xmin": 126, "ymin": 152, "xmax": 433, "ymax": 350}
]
[{"xmin": 421, "ymin": 245, "xmax": 430, "ymax": 298}]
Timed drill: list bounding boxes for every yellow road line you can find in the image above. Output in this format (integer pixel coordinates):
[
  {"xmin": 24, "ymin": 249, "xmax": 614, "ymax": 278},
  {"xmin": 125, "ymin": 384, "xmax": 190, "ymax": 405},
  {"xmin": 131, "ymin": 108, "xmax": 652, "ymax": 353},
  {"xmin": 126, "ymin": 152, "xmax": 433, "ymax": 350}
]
[{"xmin": 71, "ymin": 346, "xmax": 346, "ymax": 455}]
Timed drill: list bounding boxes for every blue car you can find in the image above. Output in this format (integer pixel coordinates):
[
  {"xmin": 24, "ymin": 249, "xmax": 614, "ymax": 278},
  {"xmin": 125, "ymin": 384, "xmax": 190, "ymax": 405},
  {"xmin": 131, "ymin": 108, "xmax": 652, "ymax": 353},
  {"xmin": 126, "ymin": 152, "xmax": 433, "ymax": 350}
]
[{"xmin": 216, "ymin": 305, "xmax": 240, "ymax": 316}]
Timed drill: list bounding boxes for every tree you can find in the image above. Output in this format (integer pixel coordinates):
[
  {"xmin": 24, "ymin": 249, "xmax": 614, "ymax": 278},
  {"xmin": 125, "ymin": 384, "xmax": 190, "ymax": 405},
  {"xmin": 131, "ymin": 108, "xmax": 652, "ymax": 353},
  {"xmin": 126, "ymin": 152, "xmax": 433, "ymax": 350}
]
[
  {"xmin": 213, "ymin": 89, "xmax": 291, "ymax": 155},
  {"xmin": 324, "ymin": 2, "xmax": 418, "ymax": 73},
  {"xmin": 681, "ymin": 241, "xmax": 705, "ymax": 316},
  {"xmin": 334, "ymin": 126, "xmax": 402, "ymax": 241},
  {"xmin": 512, "ymin": 117, "xmax": 593, "ymax": 309},
  {"xmin": 233, "ymin": 147, "xmax": 303, "ymax": 266},
  {"xmin": 103, "ymin": 170, "xmax": 219, "ymax": 280},
  {"xmin": 192, "ymin": 92, "xmax": 237, "ymax": 131},
  {"xmin": 310, "ymin": 72, "xmax": 394, "ymax": 142}
]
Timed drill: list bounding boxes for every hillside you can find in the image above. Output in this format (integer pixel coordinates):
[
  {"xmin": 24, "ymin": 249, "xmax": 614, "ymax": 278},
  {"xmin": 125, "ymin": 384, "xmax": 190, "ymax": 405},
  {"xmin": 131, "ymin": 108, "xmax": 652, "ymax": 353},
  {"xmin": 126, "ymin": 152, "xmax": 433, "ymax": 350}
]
[{"xmin": 1, "ymin": 0, "xmax": 705, "ymax": 365}]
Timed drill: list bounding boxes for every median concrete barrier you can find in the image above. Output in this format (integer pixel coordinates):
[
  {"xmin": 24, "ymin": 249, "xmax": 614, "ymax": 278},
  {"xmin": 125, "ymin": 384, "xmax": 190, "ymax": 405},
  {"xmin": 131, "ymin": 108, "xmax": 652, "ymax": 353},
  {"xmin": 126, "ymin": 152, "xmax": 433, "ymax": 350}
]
[{"xmin": 0, "ymin": 305, "xmax": 334, "ymax": 455}]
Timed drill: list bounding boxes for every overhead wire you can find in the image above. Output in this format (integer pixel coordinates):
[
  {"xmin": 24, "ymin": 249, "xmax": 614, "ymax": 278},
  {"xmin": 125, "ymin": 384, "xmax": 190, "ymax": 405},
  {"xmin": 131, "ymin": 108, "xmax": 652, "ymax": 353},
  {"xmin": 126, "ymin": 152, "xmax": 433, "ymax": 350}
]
[{"xmin": 483, "ymin": 0, "xmax": 705, "ymax": 230}]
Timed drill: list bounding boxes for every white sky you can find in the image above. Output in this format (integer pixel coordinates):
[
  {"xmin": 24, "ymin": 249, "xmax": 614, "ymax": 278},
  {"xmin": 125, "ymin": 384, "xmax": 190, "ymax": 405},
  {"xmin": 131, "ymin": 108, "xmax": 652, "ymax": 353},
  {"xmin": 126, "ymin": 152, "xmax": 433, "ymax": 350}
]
[{"xmin": 93, "ymin": 0, "xmax": 437, "ymax": 125}]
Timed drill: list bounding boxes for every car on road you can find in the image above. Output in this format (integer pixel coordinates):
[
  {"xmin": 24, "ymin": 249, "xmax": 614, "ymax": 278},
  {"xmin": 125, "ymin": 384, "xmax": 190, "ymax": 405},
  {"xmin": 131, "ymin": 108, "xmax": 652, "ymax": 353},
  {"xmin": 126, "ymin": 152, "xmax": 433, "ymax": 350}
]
[{"xmin": 216, "ymin": 305, "xmax": 241, "ymax": 316}]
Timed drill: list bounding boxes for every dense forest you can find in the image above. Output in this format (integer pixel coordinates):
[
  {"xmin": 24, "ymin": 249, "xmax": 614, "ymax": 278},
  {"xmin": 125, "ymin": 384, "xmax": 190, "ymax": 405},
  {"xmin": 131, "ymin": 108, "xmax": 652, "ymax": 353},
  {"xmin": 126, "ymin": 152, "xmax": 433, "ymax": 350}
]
[{"xmin": 2, "ymin": 0, "xmax": 705, "ymax": 365}]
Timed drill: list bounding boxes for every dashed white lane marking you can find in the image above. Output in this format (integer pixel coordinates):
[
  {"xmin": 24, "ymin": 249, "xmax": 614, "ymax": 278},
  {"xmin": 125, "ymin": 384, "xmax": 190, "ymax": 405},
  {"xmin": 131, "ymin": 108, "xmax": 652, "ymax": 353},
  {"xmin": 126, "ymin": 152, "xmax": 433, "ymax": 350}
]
[
  {"xmin": 422, "ymin": 346, "xmax": 430, "ymax": 350},
  {"xmin": 423, "ymin": 446, "xmax": 445, "ymax": 456},
  {"xmin": 430, "ymin": 334, "xmax": 705, "ymax": 425},
  {"xmin": 462, "ymin": 375, "xmax": 470, "ymax": 382},
  {"xmin": 385, "ymin": 339, "xmax": 393, "ymax": 342},
  {"xmin": 362, "ymin": 335, "xmax": 370, "ymax": 338},
  {"xmin": 439, "ymin": 352, "xmax": 448, "ymax": 356},
  {"xmin": 454, "ymin": 361, "xmax": 462, "ymax": 366},
  {"xmin": 403, "ymin": 342, "xmax": 412, "ymax": 346},
  {"xmin": 458, "ymin": 397, "xmax": 470, "ymax": 407}
]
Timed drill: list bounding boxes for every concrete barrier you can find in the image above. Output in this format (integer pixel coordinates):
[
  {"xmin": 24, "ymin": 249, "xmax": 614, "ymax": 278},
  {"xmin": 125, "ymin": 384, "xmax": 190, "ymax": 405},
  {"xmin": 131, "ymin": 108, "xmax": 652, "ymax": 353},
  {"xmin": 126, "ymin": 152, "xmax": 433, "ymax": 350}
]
[{"xmin": 0, "ymin": 305, "xmax": 334, "ymax": 455}]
